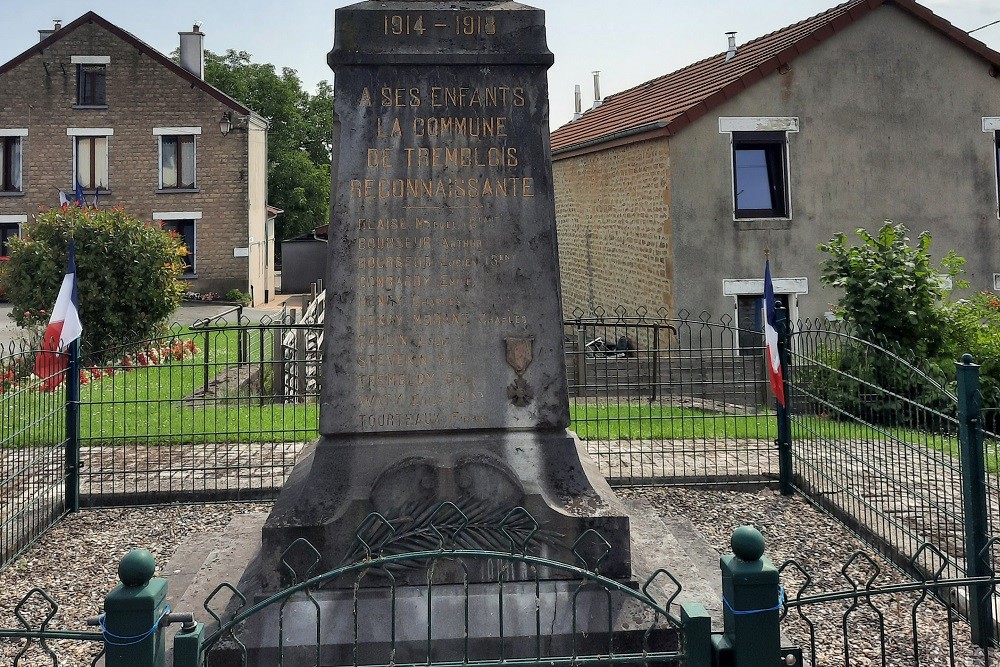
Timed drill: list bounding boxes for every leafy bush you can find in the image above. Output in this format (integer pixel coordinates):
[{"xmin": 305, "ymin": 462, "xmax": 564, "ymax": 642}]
[
  {"xmin": 939, "ymin": 291, "xmax": 1000, "ymax": 431},
  {"xmin": 817, "ymin": 222, "xmax": 965, "ymax": 358},
  {"xmin": 225, "ymin": 289, "xmax": 252, "ymax": 306},
  {"xmin": 0, "ymin": 206, "xmax": 186, "ymax": 361}
]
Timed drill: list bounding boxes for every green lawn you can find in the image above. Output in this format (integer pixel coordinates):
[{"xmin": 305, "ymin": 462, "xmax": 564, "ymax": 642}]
[{"xmin": 2, "ymin": 327, "xmax": 320, "ymax": 447}]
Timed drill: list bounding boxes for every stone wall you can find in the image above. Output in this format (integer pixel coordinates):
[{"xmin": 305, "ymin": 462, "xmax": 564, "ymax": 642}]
[
  {"xmin": 0, "ymin": 19, "xmax": 254, "ymax": 295},
  {"xmin": 552, "ymin": 137, "xmax": 672, "ymax": 317}
]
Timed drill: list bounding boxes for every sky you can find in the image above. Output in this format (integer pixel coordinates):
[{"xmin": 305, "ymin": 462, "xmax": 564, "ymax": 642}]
[{"xmin": 2, "ymin": 0, "xmax": 998, "ymax": 130}]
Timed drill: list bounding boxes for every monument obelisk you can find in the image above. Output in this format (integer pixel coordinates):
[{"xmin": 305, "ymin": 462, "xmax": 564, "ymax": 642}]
[{"xmin": 241, "ymin": 0, "xmax": 631, "ymax": 596}]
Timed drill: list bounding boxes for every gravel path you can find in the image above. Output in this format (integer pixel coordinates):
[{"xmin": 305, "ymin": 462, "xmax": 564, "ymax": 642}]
[{"xmin": 0, "ymin": 491, "xmax": 992, "ymax": 666}]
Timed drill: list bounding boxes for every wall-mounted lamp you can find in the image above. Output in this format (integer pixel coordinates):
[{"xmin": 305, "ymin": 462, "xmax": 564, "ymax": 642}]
[{"xmin": 219, "ymin": 111, "xmax": 248, "ymax": 136}]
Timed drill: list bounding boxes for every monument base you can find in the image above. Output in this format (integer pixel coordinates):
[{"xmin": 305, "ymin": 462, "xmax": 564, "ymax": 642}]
[
  {"xmin": 209, "ymin": 580, "xmax": 678, "ymax": 667},
  {"xmin": 235, "ymin": 429, "xmax": 632, "ymax": 596}
]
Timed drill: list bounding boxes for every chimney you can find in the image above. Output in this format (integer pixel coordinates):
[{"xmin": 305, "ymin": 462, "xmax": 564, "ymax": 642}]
[
  {"xmin": 39, "ymin": 19, "xmax": 61, "ymax": 42},
  {"xmin": 573, "ymin": 84, "xmax": 583, "ymax": 120},
  {"xmin": 591, "ymin": 71, "xmax": 602, "ymax": 109},
  {"xmin": 179, "ymin": 22, "xmax": 205, "ymax": 79},
  {"xmin": 725, "ymin": 32, "xmax": 738, "ymax": 63}
]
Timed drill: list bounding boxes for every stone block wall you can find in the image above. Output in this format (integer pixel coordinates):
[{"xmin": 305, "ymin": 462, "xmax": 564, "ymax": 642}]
[
  {"xmin": 0, "ymin": 18, "xmax": 254, "ymax": 295},
  {"xmin": 552, "ymin": 137, "xmax": 672, "ymax": 317}
]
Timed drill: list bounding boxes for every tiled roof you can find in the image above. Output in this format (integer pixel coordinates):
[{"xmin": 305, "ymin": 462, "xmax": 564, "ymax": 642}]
[
  {"xmin": 0, "ymin": 11, "xmax": 250, "ymax": 115},
  {"xmin": 550, "ymin": 0, "xmax": 1000, "ymax": 158}
]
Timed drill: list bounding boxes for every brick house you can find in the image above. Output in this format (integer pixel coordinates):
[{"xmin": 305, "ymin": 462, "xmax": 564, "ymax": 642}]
[
  {"xmin": 550, "ymin": 0, "xmax": 1000, "ymax": 337},
  {"xmin": 0, "ymin": 12, "xmax": 276, "ymax": 304}
]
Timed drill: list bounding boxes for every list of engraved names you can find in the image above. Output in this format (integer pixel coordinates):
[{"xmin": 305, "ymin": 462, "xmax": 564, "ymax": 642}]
[{"xmin": 347, "ymin": 76, "xmax": 533, "ymax": 432}]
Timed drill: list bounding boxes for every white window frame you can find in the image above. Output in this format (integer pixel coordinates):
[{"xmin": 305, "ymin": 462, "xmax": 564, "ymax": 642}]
[
  {"xmin": 154, "ymin": 212, "xmax": 202, "ymax": 276},
  {"xmin": 0, "ymin": 129, "xmax": 27, "ymax": 194},
  {"xmin": 720, "ymin": 117, "xmax": 799, "ymax": 222},
  {"xmin": 0, "ymin": 214, "xmax": 27, "ymax": 257},
  {"xmin": 153, "ymin": 127, "xmax": 201, "ymax": 190},
  {"xmin": 723, "ymin": 276, "xmax": 808, "ymax": 353},
  {"xmin": 985, "ymin": 118, "xmax": 1000, "ymax": 220},
  {"xmin": 68, "ymin": 128, "xmax": 113, "ymax": 191}
]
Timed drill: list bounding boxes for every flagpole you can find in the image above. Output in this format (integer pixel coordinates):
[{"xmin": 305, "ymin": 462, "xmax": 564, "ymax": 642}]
[{"xmin": 64, "ymin": 338, "xmax": 81, "ymax": 512}]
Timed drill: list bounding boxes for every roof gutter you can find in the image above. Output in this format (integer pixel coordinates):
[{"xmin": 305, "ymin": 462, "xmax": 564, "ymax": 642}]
[{"xmin": 552, "ymin": 120, "xmax": 670, "ymax": 160}]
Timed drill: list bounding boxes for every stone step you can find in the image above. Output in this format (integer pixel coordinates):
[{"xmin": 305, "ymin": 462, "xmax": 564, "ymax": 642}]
[
  {"xmin": 162, "ymin": 511, "xmax": 268, "ymax": 665},
  {"xmin": 160, "ymin": 500, "xmax": 728, "ymax": 662},
  {"xmin": 622, "ymin": 495, "xmax": 724, "ymax": 631}
]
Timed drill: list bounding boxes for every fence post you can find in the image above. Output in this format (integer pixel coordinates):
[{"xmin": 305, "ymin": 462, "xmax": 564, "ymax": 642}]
[
  {"xmin": 65, "ymin": 339, "xmax": 81, "ymax": 513},
  {"xmin": 202, "ymin": 329, "xmax": 211, "ymax": 392},
  {"xmin": 102, "ymin": 549, "xmax": 168, "ymax": 667},
  {"xmin": 712, "ymin": 526, "xmax": 782, "ymax": 667},
  {"xmin": 680, "ymin": 602, "xmax": 711, "ymax": 667},
  {"xmin": 775, "ymin": 304, "xmax": 793, "ymax": 496},
  {"xmin": 956, "ymin": 353, "xmax": 993, "ymax": 647},
  {"xmin": 575, "ymin": 324, "xmax": 587, "ymax": 393}
]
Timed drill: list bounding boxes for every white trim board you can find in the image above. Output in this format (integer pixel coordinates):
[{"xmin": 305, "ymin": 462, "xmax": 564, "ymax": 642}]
[
  {"xmin": 982, "ymin": 118, "xmax": 1000, "ymax": 132},
  {"xmin": 152, "ymin": 127, "xmax": 202, "ymax": 136},
  {"xmin": 0, "ymin": 214, "xmax": 28, "ymax": 223},
  {"xmin": 723, "ymin": 277, "xmax": 809, "ymax": 296},
  {"xmin": 71, "ymin": 55, "xmax": 111, "ymax": 65},
  {"xmin": 67, "ymin": 128, "xmax": 114, "ymax": 137},
  {"xmin": 153, "ymin": 211, "xmax": 203, "ymax": 220},
  {"xmin": 719, "ymin": 117, "xmax": 799, "ymax": 133},
  {"xmin": 0, "ymin": 129, "xmax": 28, "ymax": 137}
]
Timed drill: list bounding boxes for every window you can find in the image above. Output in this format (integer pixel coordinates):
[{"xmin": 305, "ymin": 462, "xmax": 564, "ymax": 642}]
[
  {"xmin": 981, "ymin": 118, "xmax": 999, "ymax": 217},
  {"xmin": 737, "ymin": 293, "xmax": 789, "ymax": 356},
  {"xmin": 0, "ymin": 133, "xmax": 23, "ymax": 193},
  {"xmin": 720, "ymin": 117, "xmax": 798, "ymax": 222},
  {"xmin": 155, "ymin": 211, "xmax": 202, "ymax": 275},
  {"xmin": 162, "ymin": 219, "xmax": 196, "ymax": 274},
  {"xmin": 154, "ymin": 128, "xmax": 201, "ymax": 190},
  {"xmin": 732, "ymin": 132, "xmax": 788, "ymax": 218},
  {"xmin": 0, "ymin": 221, "xmax": 20, "ymax": 257},
  {"xmin": 75, "ymin": 136, "xmax": 109, "ymax": 191},
  {"xmin": 77, "ymin": 64, "xmax": 106, "ymax": 106}
]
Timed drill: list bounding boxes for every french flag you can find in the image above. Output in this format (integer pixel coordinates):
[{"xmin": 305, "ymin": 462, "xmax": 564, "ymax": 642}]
[
  {"xmin": 764, "ymin": 259, "xmax": 786, "ymax": 407},
  {"xmin": 34, "ymin": 240, "xmax": 83, "ymax": 390}
]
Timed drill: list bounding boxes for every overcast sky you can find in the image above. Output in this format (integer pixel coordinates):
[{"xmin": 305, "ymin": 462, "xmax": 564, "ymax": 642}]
[{"xmin": 2, "ymin": 1, "xmax": 998, "ymax": 129}]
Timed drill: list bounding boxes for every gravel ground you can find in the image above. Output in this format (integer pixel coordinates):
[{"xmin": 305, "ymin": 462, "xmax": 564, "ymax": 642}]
[
  {"xmin": 0, "ymin": 491, "xmax": 993, "ymax": 666},
  {"xmin": 622, "ymin": 487, "xmax": 991, "ymax": 667},
  {"xmin": 0, "ymin": 503, "xmax": 271, "ymax": 666}
]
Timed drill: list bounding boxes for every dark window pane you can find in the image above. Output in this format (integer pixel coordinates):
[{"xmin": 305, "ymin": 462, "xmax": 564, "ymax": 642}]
[
  {"xmin": 77, "ymin": 65, "xmax": 106, "ymax": 105},
  {"xmin": 0, "ymin": 223, "xmax": 19, "ymax": 257},
  {"xmin": 163, "ymin": 220, "xmax": 196, "ymax": 273},
  {"xmin": 732, "ymin": 132, "xmax": 787, "ymax": 218}
]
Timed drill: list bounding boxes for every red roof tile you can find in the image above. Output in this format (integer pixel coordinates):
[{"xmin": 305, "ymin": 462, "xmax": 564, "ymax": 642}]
[{"xmin": 550, "ymin": 0, "xmax": 1000, "ymax": 158}]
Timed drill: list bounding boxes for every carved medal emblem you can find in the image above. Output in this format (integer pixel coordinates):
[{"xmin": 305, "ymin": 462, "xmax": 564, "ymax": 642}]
[{"xmin": 504, "ymin": 337, "xmax": 535, "ymax": 407}]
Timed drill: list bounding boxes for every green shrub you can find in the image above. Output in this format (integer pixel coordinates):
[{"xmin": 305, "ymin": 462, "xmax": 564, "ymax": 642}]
[
  {"xmin": 0, "ymin": 206, "xmax": 186, "ymax": 361},
  {"xmin": 817, "ymin": 222, "xmax": 965, "ymax": 358},
  {"xmin": 225, "ymin": 289, "xmax": 252, "ymax": 306},
  {"xmin": 939, "ymin": 291, "xmax": 1000, "ymax": 431}
]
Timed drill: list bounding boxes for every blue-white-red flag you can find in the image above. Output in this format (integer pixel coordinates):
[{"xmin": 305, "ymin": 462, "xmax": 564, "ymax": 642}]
[
  {"xmin": 34, "ymin": 240, "xmax": 83, "ymax": 391},
  {"xmin": 74, "ymin": 181, "xmax": 85, "ymax": 207},
  {"xmin": 764, "ymin": 259, "xmax": 786, "ymax": 407}
]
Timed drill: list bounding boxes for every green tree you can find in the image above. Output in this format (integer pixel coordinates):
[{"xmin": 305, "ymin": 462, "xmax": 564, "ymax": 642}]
[
  {"xmin": 818, "ymin": 221, "xmax": 965, "ymax": 358},
  {"xmin": 202, "ymin": 50, "xmax": 332, "ymax": 250},
  {"xmin": 0, "ymin": 206, "xmax": 186, "ymax": 360}
]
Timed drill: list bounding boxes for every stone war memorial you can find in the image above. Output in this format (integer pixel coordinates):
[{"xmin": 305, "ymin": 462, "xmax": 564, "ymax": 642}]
[{"xmin": 221, "ymin": 1, "xmax": 647, "ymax": 662}]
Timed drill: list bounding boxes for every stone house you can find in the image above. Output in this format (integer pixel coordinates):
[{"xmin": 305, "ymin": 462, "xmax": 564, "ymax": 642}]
[
  {"xmin": 0, "ymin": 12, "xmax": 276, "ymax": 304},
  {"xmin": 551, "ymin": 0, "xmax": 1000, "ymax": 338}
]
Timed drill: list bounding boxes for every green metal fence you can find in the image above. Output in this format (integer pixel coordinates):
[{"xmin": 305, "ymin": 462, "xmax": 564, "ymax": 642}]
[
  {"xmin": 75, "ymin": 319, "xmax": 320, "ymax": 506},
  {"xmin": 563, "ymin": 307, "xmax": 777, "ymax": 487},
  {"xmin": 0, "ymin": 340, "xmax": 74, "ymax": 571}
]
